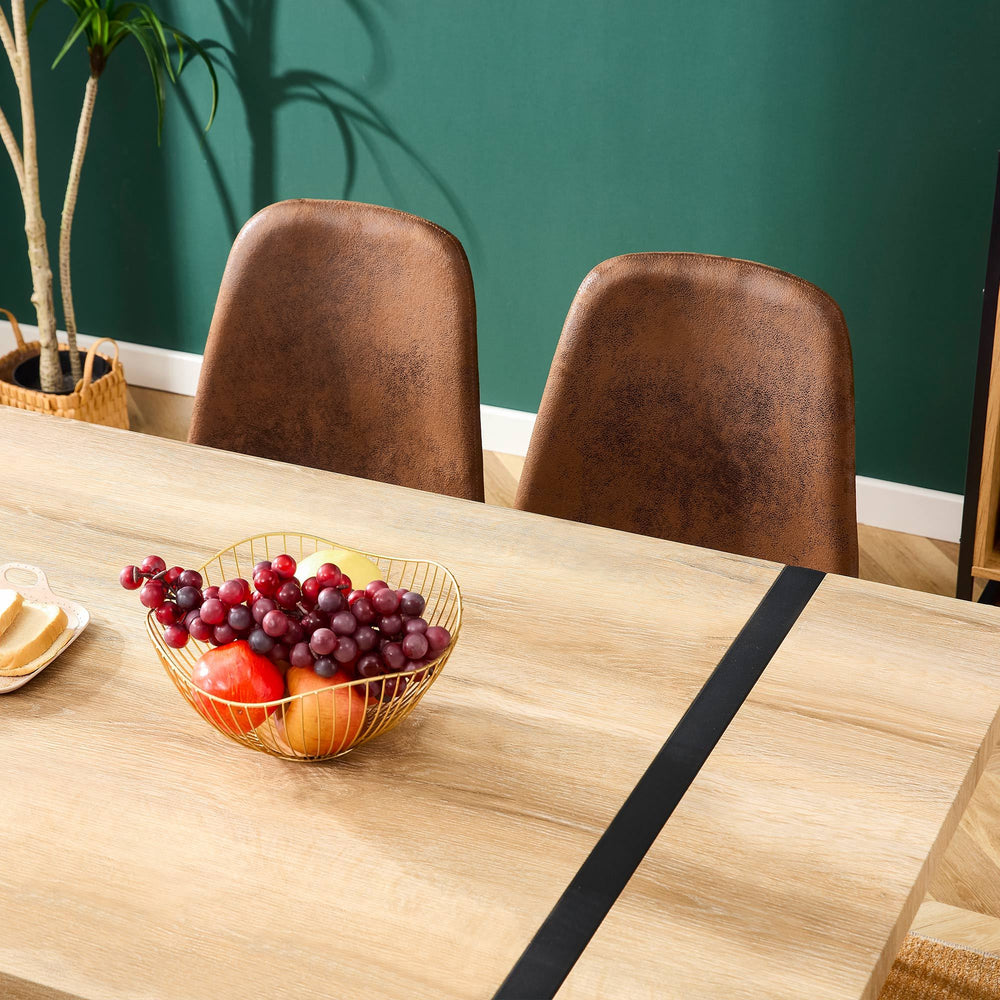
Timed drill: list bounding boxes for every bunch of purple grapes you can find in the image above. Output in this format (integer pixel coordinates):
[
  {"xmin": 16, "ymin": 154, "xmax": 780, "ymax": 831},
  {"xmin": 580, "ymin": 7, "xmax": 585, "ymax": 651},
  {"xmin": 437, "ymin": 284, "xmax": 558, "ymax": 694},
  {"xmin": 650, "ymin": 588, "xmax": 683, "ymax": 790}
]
[
  {"xmin": 119, "ymin": 555, "xmax": 213, "ymax": 650},
  {"xmin": 120, "ymin": 552, "xmax": 452, "ymax": 695}
]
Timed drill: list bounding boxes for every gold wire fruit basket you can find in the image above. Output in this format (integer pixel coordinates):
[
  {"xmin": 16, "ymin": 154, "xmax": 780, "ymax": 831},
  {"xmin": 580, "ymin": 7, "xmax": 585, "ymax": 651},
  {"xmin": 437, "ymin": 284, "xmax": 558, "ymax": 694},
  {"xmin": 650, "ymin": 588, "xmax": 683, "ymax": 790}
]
[{"xmin": 145, "ymin": 532, "xmax": 462, "ymax": 762}]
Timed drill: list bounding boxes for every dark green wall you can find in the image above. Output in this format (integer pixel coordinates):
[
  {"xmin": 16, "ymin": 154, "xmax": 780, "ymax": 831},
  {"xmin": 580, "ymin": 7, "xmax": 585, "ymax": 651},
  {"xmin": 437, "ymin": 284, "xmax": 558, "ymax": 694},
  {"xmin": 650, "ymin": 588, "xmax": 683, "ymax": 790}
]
[{"xmin": 2, "ymin": 0, "xmax": 999, "ymax": 493}]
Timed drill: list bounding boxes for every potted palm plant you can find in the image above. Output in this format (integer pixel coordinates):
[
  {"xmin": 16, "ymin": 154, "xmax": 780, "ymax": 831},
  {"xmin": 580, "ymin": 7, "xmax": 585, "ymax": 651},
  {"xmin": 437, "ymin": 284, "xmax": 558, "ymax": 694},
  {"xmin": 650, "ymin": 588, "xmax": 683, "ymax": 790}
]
[{"xmin": 0, "ymin": 0, "xmax": 216, "ymax": 426}]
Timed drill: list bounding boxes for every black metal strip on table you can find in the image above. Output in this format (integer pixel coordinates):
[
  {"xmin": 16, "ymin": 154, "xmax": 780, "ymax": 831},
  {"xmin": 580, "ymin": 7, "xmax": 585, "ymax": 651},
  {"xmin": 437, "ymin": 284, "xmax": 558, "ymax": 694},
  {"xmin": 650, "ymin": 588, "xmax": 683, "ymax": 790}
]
[{"xmin": 493, "ymin": 564, "xmax": 825, "ymax": 1000}]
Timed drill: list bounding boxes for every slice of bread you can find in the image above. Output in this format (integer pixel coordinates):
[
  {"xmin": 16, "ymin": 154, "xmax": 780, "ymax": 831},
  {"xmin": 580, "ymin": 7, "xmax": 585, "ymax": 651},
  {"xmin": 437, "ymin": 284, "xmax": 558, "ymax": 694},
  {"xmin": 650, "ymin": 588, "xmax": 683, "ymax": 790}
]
[
  {"xmin": 0, "ymin": 600, "xmax": 68, "ymax": 676},
  {"xmin": 0, "ymin": 589, "xmax": 23, "ymax": 638}
]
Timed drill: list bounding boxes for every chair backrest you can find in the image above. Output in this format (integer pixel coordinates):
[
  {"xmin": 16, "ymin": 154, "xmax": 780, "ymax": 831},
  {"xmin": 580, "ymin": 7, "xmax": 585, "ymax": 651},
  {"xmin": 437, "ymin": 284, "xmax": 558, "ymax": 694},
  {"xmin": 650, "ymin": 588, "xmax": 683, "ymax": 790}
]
[
  {"xmin": 189, "ymin": 199, "xmax": 484, "ymax": 501},
  {"xmin": 515, "ymin": 252, "xmax": 858, "ymax": 575}
]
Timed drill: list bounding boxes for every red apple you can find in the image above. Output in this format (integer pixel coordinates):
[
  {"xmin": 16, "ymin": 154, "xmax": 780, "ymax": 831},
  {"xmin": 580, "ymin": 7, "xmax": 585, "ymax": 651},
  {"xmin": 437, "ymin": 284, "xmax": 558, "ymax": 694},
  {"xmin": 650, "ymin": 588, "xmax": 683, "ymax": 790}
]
[{"xmin": 191, "ymin": 641, "xmax": 285, "ymax": 735}]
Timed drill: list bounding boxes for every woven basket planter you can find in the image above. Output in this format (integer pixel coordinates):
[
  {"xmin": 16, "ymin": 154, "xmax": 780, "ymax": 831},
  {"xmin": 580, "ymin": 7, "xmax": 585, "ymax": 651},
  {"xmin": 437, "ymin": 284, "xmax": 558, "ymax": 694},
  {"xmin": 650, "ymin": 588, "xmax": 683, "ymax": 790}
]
[{"xmin": 0, "ymin": 309, "xmax": 129, "ymax": 430}]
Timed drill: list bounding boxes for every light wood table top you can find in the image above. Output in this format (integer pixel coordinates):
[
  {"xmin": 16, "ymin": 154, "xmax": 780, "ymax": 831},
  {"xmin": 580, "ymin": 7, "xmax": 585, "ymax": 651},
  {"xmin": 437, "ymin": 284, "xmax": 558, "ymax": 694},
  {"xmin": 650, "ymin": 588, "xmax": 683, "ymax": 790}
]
[{"xmin": 0, "ymin": 407, "xmax": 998, "ymax": 1000}]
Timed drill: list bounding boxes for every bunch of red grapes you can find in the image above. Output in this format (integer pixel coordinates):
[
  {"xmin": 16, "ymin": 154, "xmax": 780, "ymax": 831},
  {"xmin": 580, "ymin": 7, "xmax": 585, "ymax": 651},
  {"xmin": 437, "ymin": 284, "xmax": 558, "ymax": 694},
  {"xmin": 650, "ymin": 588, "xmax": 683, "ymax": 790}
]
[{"xmin": 119, "ymin": 553, "xmax": 451, "ymax": 695}]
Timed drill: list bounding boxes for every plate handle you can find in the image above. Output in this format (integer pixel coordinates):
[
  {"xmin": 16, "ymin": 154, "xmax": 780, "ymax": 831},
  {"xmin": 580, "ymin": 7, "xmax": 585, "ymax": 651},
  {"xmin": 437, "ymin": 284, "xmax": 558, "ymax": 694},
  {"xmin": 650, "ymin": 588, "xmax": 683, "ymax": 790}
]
[{"xmin": 0, "ymin": 562, "xmax": 48, "ymax": 590}]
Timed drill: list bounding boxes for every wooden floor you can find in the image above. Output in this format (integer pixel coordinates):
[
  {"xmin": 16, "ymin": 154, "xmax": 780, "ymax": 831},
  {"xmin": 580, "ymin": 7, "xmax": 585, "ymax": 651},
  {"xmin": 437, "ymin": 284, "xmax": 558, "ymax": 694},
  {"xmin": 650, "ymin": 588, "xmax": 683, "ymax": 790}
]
[{"xmin": 128, "ymin": 386, "xmax": 1000, "ymax": 956}]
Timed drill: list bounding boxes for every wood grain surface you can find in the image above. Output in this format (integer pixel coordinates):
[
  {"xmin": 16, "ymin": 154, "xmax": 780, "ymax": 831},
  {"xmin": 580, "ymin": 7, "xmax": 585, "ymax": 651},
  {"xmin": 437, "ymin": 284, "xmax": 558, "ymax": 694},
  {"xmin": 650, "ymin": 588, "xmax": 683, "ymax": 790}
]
[
  {"xmin": 912, "ymin": 900, "xmax": 1000, "ymax": 955},
  {"xmin": 563, "ymin": 574, "xmax": 1000, "ymax": 998},
  {"xmin": 0, "ymin": 407, "xmax": 998, "ymax": 1000},
  {"xmin": 132, "ymin": 386, "xmax": 1000, "ymax": 946}
]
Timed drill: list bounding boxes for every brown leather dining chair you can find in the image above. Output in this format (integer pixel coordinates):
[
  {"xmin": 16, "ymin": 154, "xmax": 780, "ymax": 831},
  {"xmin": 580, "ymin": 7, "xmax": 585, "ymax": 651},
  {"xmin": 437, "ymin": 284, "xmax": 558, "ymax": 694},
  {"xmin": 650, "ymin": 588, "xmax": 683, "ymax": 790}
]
[
  {"xmin": 189, "ymin": 199, "xmax": 484, "ymax": 501},
  {"xmin": 515, "ymin": 252, "xmax": 858, "ymax": 575}
]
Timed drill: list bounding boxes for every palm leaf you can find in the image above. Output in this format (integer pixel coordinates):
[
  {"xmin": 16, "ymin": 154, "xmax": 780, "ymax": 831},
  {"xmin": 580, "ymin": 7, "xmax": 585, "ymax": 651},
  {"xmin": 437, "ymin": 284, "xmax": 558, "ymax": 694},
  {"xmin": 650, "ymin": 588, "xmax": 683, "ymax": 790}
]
[
  {"xmin": 51, "ymin": 6, "xmax": 98, "ymax": 68},
  {"xmin": 118, "ymin": 18, "xmax": 167, "ymax": 141},
  {"xmin": 133, "ymin": 5, "xmax": 176, "ymax": 82},
  {"xmin": 167, "ymin": 29, "xmax": 218, "ymax": 131},
  {"xmin": 36, "ymin": 0, "xmax": 219, "ymax": 139},
  {"xmin": 93, "ymin": 7, "xmax": 109, "ymax": 48},
  {"xmin": 106, "ymin": 21, "xmax": 132, "ymax": 52},
  {"xmin": 172, "ymin": 31, "xmax": 185, "ymax": 75},
  {"xmin": 27, "ymin": 0, "xmax": 52, "ymax": 33}
]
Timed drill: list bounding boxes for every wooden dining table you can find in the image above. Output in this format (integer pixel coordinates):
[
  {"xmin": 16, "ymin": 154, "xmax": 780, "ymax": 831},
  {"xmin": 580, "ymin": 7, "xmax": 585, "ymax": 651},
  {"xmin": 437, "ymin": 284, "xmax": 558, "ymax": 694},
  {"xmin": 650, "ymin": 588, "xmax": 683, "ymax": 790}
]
[{"xmin": 1, "ymin": 405, "xmax": 1000, "ymax": 1000}]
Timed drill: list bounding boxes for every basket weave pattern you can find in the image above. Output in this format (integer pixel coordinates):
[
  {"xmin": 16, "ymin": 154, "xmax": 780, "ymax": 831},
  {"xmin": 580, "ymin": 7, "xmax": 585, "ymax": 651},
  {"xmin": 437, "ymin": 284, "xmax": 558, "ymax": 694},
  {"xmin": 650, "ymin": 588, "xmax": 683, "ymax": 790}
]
[{"xmin": 0, "ymin": 310, "xmax": 129, "ymax": 429}]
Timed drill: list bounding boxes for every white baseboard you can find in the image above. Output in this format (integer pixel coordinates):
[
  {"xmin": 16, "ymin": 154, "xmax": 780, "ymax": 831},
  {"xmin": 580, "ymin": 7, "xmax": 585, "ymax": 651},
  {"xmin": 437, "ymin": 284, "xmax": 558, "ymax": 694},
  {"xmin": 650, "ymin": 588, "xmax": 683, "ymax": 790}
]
[
  {"xmin": 0, "ymin": 319, "xmax": 204, "ymax": 396},
  {"xmin": 480, "ymin": 404, "xmax": 536, "ymax": 456},
  {"xmin": 76, "ymin": 332, "xmax": 203, "ymax": 396},
  {"xmin": 855, "ymin": 476, "xmax": 963, "ymax": 544},
  {"xmin": 479, "ymin": 403, "xmax": 965, "ymax": 544},
  {"xmin": 0, "ymin": 320, "xmax": 966, "ymax": 543}
]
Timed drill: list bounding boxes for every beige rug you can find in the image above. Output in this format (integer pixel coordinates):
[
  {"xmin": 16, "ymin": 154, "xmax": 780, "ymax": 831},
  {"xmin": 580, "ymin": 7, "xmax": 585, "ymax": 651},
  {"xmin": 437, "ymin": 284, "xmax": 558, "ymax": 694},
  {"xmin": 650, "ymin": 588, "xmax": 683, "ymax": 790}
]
[{"xmin": 879, "ymin": 934, "xmax": 1000, "ymax": 998}]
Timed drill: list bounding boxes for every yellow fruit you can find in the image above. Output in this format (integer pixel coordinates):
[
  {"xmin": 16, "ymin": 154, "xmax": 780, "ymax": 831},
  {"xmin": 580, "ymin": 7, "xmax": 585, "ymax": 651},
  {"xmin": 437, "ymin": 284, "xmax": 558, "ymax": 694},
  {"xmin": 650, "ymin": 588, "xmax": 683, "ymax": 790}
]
[{"xmin": 296, "ymin": 547, "xmax": 383, "ymax": 590}]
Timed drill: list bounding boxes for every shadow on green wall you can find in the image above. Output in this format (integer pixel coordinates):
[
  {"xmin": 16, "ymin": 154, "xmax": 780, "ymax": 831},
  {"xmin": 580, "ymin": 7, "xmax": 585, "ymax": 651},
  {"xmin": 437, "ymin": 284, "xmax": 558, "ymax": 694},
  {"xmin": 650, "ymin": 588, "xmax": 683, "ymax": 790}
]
[{"xmin": 176, "ymin": 0, "xmax": 476, "ymax": 251}]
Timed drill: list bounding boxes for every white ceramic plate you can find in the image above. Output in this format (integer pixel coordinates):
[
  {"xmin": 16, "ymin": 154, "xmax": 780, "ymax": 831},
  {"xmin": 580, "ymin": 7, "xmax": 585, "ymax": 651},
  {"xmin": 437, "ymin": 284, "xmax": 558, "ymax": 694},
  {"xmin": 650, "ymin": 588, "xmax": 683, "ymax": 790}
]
[{"xmin": 0, "ymin": 563, "xmax": 90, "ymax": 694}]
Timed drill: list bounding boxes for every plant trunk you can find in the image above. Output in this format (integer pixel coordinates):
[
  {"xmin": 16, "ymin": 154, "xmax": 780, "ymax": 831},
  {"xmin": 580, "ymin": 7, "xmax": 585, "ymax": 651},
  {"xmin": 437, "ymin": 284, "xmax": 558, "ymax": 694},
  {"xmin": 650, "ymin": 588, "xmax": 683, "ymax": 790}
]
[
  {"xmin": 60, "ymin": 74, "xmax": 98, "ymax": 384},
  {"xmin": 11, "ymin": 0, "xmax": 60, "ymax": 393},
  {"xmin": 0, "ymin": 105, "xmax": 24, "ymax": 190}
]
